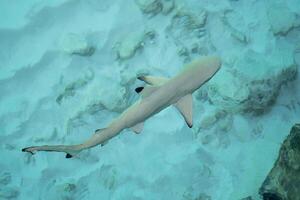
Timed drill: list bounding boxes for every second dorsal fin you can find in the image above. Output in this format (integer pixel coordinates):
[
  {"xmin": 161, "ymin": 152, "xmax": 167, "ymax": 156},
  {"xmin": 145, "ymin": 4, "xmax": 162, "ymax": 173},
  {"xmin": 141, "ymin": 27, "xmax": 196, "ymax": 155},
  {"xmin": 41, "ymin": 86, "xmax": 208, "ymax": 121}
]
[{"xmin": 130, "ymin": 122, "xmax": 144, "ymax": 134}]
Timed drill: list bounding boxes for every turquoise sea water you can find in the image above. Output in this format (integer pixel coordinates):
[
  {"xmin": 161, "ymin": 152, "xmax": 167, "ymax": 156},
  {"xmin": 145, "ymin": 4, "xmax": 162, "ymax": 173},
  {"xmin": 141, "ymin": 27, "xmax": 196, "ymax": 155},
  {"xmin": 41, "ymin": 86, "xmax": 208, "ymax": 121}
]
[{"xmin": 0, "ymin": 0, "xmax": 299, "ymax": 199}]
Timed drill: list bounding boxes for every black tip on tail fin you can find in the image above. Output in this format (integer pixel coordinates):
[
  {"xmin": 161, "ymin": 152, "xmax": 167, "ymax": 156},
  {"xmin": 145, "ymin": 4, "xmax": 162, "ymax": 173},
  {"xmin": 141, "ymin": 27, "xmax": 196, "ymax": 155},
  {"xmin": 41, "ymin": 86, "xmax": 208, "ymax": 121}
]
[
  {"xmin": 65, "ymin": 153, "xmax": 73, "ymax": 159},
  {"xmin": 22, "ymin": 147, "xmax": 34, "ymax": 155},
  {"xmin": 135, "ymin": 87, "xmax": 144, "ymax": 93}
]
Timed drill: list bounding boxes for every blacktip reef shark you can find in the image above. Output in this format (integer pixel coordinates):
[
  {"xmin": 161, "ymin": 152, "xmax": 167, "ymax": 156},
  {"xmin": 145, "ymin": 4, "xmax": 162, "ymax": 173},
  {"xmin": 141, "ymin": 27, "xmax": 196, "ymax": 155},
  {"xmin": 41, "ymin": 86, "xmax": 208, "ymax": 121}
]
[{"xmin": 22, "ymin": 56, "xmax": 222, "ymax": 158}]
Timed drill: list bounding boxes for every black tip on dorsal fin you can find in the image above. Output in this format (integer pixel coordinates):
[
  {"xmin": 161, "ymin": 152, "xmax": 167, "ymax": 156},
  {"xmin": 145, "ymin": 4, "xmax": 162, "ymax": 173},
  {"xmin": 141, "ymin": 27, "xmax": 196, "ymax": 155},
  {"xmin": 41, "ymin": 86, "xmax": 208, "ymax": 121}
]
[
  {"xmin": 135, "ymin": 87, "xmax": 144, "ymax": 93},
  {"xmin": 137, "ymin": 76, "xmax": 145, "ymax": 81},
  {"xmin": 65, "ymin": 153, "xmax": 73, "ymax": 159}
]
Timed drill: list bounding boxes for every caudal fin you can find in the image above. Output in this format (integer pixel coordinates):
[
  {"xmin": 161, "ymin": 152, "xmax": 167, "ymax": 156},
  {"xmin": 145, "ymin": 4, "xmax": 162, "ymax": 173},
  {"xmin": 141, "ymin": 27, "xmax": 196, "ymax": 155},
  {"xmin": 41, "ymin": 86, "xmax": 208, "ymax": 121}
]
[{"xmin": 22, "ymin": 144, "xmax": 82, "ymax": 159}]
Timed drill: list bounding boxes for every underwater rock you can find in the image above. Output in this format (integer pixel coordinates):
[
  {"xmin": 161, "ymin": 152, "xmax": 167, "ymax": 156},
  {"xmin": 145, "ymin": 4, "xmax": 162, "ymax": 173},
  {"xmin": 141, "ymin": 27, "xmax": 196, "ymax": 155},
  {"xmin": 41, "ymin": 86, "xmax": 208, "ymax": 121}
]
[
  {"xmin": 115, "ymin": 33, "xmax": 143, "ymax": 60},
  {"xmin": 166, "ymin": 7, "xmax": 208, "ymax": 62},
  {"xmin": 207, "ymin": 49, "xmax": 297, "ymax": 114},
  {"xmin": 0, "ymin": 171, "xmax": 19, "ymax": 199},
  {"xmin": 182, "ymin": 192, "xmax": 211, "ymax": 200},
  {"xmin": 47, "ymin": 182, "xmax": 77, "ymax": 200},
  {"xmin": 161, "ymin": 0, "xmax": 175, "ymax": 15},
  {"xmin": 177, "ymin": 47, "xmax": 190, "ymax": 58},
  {"xmin": 135, "ymin": 0, "xmax": 174, "ymax": 15},
  {"xmin": 200, "ymin": 114, "xmax": 218, "ymax": 130},
  {"xmin": 240, "ymin": 197, "xmax": 252, "ymax": 200},
  {"xmin": 197, "ymin": 109, "xmax": 232, "ymax": 148},
  {"xmin": 135, "ymin": 0, "xmax": 162, "ymax": 15},
  {"xmin": 167, "ymin": 7, "xmax": 207, "ymax": 41},
  {"xmin": 56, "ymin": 69, "xmax": 94, "ymax": 105},
  {"xmin": 60, "ymin": 33, "xmax": 95, "ymax": 56},
  {"xmin": 0, "ymin": 172, "xmax": 12, "ymax": 186},
  {"xmin": 115, "ymin": 30, "xmax": 156, "ymax": 60},
  {"xmin": 196, "ymin": 193, "xmax": 211, "ymax": 200},
  {"xmin": 229, "ymin": 28, "xmax": 248, "ymax": 44},
  {"xmin": 221, "ymin": 11, "xmax": 248, "ymax": 44},
  {"xmin": 199, "ymin": 109, "xmax": 227, "ymax": 130},
  {"xmin": 62, "ymin": 183, "xmax": 77, "ymax": 192},
  {"xmin": 259, "ymin": 123, "xmax": 300, "ymax": 200},
  {"xmin": 0, "ymin": 186, "xmax": 19, "ymax": 199},
  {"xmin": 267, "ymin": 3, "xmax": 298, "ymax": 35}
]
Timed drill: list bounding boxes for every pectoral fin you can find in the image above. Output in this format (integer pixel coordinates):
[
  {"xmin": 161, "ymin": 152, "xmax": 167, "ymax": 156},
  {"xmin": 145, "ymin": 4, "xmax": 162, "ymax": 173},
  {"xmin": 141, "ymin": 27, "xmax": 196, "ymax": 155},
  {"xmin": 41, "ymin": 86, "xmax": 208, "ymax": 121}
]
[
  {"xmin": 138, "ymin": 75, "xmax": 169, "ymax": 86},
  {"xmin": 131, "ymin": 122, "xmax": 144, "ymax": 134},
  {"xmin": 174, "ymin": 94, "xmax": 193, "ymax": 128}
]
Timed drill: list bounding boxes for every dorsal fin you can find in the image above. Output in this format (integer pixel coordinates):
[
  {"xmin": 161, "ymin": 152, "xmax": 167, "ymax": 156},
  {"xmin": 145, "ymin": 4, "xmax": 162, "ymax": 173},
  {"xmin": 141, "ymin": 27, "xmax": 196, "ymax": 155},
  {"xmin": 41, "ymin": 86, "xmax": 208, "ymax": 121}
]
[
  {"xmin": 138, "ymin": 75, "xmax": 169, "ymax": 86},
  {"xmin": 173, "ymin": 94, "xmax": 193, "ymax": 128},
  {"xmin": 135, "ymin": 85, "xmax": 160, "ymax": 99},
  {"xmin": 130, "ymin": 122, "xmax": 144, "ymax": 134}
]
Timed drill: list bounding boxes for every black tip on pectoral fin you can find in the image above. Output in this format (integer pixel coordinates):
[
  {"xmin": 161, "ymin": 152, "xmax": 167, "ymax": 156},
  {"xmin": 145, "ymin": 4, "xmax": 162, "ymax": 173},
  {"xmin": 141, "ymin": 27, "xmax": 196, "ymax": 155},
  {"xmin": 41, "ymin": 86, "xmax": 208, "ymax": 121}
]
[
  {"xmin": 65, "ymin": 153, "xmax": 73, "ymax": 159},
  {"xmin": 135, "ymin": 87, "xmax": 144, "ymax": 93},
  {"xmin": 95, "ymin": 129, "xmax": 101, "ymax": 133}
]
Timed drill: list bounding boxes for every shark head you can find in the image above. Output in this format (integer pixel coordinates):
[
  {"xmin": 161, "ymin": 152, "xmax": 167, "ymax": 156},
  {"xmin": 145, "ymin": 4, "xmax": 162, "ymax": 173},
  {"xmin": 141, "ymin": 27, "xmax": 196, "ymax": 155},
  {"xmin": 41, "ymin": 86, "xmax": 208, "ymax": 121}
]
[
  {"xmin": 180, "ymin": 56, "xmax": 222, "ymax": 92},
  {"xmin": 194, "ymin": 56, "xmax": 221, "ymax": 76}
]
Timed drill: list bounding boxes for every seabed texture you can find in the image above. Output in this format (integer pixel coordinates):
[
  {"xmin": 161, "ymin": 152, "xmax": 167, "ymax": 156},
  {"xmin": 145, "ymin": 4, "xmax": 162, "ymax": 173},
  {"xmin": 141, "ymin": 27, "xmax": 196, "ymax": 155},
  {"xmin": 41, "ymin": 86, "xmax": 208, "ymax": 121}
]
[{"xmin": 0, "ymin": 0, "xmax": 300, "ymax": 200}]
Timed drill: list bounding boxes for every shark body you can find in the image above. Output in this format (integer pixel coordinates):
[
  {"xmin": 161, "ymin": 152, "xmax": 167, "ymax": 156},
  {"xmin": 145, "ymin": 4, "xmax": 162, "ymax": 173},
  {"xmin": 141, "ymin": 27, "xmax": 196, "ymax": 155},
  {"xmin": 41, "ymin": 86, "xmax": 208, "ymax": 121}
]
[{"xmin": 22, "ymin": 56, "xmax": 221, "ymax": 158}]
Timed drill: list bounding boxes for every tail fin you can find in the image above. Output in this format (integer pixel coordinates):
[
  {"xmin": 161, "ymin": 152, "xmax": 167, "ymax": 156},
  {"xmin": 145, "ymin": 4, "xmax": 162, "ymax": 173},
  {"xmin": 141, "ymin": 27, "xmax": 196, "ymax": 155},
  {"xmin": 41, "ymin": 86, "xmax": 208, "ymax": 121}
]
[
  {"xmin": 23, "ymin": 127, "xmax": 110, "ymax": 158},
  {"xmin": 22, "ymin": 144, "xmax": 82, "ymax": 159}
]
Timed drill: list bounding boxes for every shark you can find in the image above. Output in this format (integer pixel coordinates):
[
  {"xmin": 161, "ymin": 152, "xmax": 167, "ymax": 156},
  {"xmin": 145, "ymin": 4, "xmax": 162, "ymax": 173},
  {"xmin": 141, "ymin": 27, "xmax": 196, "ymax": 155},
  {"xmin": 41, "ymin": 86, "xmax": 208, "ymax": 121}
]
[{"xmin": 22, "ymin": 56, "xmax": 222, "ymax": 158}]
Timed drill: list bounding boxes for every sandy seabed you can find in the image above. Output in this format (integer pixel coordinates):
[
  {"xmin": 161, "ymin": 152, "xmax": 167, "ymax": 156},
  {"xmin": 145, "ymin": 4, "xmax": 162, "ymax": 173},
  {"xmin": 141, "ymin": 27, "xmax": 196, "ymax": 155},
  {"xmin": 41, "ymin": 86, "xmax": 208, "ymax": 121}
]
[{"xmin": 0, "ymin": 0, "xmax": 299, "ymax": 199}]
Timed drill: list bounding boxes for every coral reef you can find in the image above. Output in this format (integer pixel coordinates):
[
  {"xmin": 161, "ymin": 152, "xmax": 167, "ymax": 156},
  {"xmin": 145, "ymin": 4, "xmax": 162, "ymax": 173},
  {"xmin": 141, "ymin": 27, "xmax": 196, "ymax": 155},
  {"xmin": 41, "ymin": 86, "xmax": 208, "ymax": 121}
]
[
  {"xmin": 207, "ymin": 48, "xmax": 297, "ymax": 114},
  {"xmin": 60, "ymin": 33, "xmax": 95, "ymax": 56},
  {"xmin": 0, "ymin": 171, "xmax": 19, "ymax": 200},
  {"xmin": 115, "ymin": 30, "xmax": 156, "ymax": 60},
  {"xmin": 259, "ymin": 124, "xmax": 300, "ymax": 200},
  {"xmin": 135, "ymin": 0, "xmax": 175, "ymax": 15},
  {"xmin": 267, "ymin": 3, "xmax": 299, "ymax": 36}
]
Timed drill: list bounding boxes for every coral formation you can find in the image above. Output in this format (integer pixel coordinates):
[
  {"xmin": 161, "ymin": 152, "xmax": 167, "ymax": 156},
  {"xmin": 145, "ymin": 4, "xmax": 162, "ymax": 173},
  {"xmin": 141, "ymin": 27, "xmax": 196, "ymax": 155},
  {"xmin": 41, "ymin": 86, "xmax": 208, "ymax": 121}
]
[
  {"xmin": 115, "ymin": 30, "xmax": 157, "ymax": 60},
  {"xmin": 60, "ymin": 33, "xmax": 95, "ymax": 56},
  {"xmin": 260, "ymin": 124, "xmax": 300, "ymax": 200},
  {"xmin": 207, "ymin": 49, "xmax": 297, "ymax": 114},
  {"xmin": 135, "ymin": 0, "xmax": 175, "ymax": 15},
  {"xmin": 267, "ymin": 3, "xmax": 299, "ymax": 36}
]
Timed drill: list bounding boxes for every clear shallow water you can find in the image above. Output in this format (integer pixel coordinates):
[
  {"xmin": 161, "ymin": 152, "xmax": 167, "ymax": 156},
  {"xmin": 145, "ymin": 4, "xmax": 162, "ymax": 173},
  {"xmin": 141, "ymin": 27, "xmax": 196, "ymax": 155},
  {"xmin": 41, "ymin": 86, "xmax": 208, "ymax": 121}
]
[{"xmin": 0, "ymin": 0, "xmax": 299, "ymax": 199}]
